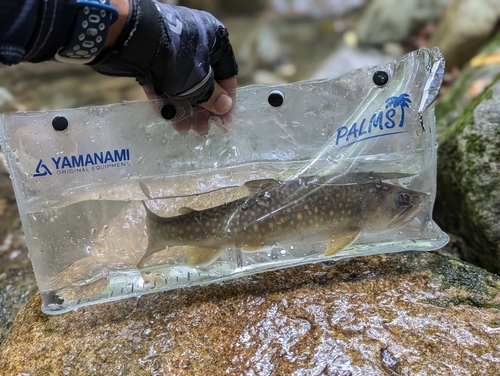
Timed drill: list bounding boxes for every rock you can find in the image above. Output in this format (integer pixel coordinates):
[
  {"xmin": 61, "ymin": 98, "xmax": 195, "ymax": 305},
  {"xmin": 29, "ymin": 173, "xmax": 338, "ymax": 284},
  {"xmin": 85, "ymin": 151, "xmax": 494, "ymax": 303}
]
[
  {"xmin": 232, "ymin": 15, "xmax": 346, "ymax": 84},
  {"xmin": 182, "ymin": 0, "xmax": 363, "ymax": 17},
  {"xmin": 436, "ymin": 76, "xmax": 500, "ymax": 273},
  {"xmin": 270, "ymin": 0, "xmax": 364, "ymax": 18},
  {"xmin": 0, "ymin": 267, "xmax": 37, "ymax": 344},
  {"xmin": 178, "ymin": 0, "xmax": 267, "ymax": 15},
  {"xmin": 0, "ymin": 62, "xmax": 146, "ymax": 112},
  {"xmin": 430, "ymin": 0, "xmax": 500, "ymax": 71},
  {"xmin": 0, "ymin": 87, "xmax": 19, "ymax": 113},
  {"xmin": 436, "ymin": 34, "xmax": 500, "ymax": 134},
  {"xmin": 1, "ymin": 252, "xmax": 500, "ymax": 375},
  {"xmin": 0, "ymin": 155, "xmax": 38, "ymax": 344},
  {"xmin": 311, "ymin": 44, "xmax": 396, "ymax": 80},
  {"xmin": 356, "ymin": 0, "xmax": 449, "ymax": 46}
]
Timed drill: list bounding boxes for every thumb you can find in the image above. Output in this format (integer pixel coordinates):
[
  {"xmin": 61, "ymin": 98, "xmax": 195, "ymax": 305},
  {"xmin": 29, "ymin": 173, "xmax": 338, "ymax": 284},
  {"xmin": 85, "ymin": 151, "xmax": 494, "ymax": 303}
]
[{"xmin": 199, "ymin": 81, "xmax": 233, "ymax": 115}]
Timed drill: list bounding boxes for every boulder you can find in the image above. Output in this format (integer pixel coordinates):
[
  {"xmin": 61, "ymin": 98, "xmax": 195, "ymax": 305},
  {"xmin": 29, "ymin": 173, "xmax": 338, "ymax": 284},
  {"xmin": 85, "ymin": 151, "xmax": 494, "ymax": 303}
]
[
  {"xmin": 356, "ymin": 0, "xmax": 449, "ymax": 46},
  {"xmin": 430, "ymin": 0, "xmax": 500, "ymax": 71},
  {"xmin": 1, "ymin": 252, "xmax": 499, "ymax": 375},
  {"xmin": 436, "ymin": 76, "xmax": 500, "ymax": 273}
]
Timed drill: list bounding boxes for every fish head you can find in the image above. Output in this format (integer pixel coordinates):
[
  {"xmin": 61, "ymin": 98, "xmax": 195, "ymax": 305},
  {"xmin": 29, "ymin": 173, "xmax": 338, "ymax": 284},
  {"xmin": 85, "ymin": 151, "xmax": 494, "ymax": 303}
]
[{"xmin": 360, "ymin": 182, "xmax": 426, "ymax": 233}]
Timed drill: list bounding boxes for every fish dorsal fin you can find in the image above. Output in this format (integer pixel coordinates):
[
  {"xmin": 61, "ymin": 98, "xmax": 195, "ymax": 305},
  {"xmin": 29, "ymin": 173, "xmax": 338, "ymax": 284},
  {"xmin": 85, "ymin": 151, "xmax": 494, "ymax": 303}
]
[
  {"xmin": 243, "ymin": 179, "xmax": 278, "ymax": 193},
  {"xmin": 186, "ymin": 246, "xmax": 225, "ymax": 267},
  {"xmin": 323, "ymin": 228, "xmax": 361, "ymax": 257}
]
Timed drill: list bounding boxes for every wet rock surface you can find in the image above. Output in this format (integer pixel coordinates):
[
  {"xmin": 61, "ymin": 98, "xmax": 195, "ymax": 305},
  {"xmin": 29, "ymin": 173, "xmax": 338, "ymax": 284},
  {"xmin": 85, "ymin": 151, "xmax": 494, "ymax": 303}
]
[
  {"xmin": 0, "ymin": 154, "xmax": 37, "ymax": 344},
  {"xmin": 1, "ymin": 252, "xmax": 499, "ymax": 375},
  {"xmin": 436, "ymin": 75, "xmax": 500, "ymax": 274}
]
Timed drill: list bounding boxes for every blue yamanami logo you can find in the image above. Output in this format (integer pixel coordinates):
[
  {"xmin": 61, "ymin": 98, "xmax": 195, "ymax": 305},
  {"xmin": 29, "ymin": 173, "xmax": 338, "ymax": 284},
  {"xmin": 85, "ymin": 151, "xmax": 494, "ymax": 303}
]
[
  {"xmin": 33, "ymin": 159, "xmax": 53, "ymax": 177},
  {"xmin": 33, "ymin": 148, "xmax": 131, "ymax": 177},
  {"xmin": 335, "ymin": 93, "xmax": 412, "ymax": 147}
]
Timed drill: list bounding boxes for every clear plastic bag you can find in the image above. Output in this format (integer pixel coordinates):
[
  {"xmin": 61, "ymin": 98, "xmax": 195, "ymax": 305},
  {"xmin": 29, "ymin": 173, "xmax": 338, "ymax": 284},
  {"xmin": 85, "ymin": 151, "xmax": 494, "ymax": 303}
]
[{"xmin": 0, "ymin": 47, "xmax": 449, "ymax": 314}]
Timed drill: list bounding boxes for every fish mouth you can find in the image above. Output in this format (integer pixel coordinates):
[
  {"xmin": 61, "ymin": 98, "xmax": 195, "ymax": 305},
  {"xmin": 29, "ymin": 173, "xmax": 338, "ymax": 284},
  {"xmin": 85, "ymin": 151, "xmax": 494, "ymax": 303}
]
[{"xmin": 389, "ymin": 197, "xmax": 424, "ymax": 228}]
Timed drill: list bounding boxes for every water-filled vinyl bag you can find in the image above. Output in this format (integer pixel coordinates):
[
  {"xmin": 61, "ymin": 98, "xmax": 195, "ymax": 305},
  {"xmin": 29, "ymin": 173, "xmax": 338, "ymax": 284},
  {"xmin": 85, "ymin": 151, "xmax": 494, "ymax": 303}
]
[{"xmin": 0, "ymin": 47, "xmax": 449, "ymax": 314}]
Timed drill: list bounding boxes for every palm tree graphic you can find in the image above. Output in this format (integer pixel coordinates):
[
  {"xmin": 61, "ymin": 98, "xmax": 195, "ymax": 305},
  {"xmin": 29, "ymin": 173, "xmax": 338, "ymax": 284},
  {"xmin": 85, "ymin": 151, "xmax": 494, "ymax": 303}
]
[{"xmin": 385, "ymin": 93, "xmax": 411, "ymax": 128}]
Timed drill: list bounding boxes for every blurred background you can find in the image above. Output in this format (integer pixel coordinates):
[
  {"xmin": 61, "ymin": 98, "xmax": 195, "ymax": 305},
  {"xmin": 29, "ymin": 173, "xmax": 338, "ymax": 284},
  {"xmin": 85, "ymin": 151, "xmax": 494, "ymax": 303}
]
[{"xmin": 1, "ymin": 0, "xmax": 499, "ymax": 113}]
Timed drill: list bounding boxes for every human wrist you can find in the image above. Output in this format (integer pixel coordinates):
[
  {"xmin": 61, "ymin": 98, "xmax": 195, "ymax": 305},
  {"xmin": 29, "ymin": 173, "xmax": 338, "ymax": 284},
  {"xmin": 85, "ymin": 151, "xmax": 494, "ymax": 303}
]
[{"xmin": 105, "ymin": 0, "xmax": 131, "ymax": 50}]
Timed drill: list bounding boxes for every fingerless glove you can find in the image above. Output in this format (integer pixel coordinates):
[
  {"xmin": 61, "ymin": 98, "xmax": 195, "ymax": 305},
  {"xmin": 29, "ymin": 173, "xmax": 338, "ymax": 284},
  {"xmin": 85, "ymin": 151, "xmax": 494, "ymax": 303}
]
[{"xmin": 90, "ymin": 0, "xmax": 239, "ymax": 106}]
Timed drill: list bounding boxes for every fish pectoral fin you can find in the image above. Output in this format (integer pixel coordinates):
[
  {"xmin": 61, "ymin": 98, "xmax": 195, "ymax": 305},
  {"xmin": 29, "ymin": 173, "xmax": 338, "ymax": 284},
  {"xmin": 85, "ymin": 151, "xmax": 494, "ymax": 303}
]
[
  {"xmin": 323, "ymin": 228, "xmax": 361, "ymax": 257},
  {"xmin": 186, "ymin": 246, "xmax": 225, "ymax": 267}
]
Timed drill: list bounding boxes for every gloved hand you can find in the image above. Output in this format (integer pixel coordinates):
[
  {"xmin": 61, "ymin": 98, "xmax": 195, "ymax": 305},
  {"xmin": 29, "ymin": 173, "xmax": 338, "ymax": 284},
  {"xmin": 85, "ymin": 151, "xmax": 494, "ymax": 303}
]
[{"xmin": 91, "ymin": 0, "xmax": 238, "ymax": 114}]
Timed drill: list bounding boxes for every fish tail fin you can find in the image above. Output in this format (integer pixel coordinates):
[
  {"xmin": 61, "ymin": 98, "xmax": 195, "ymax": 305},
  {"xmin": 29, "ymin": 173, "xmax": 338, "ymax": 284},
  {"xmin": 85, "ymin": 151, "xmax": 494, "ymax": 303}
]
[
  {"xmin": 138, "ymin": 202, "xmax": 169, "ymax": 267},
  {"xmin": 186, "ymin": 246, "xmax": 225, "ymax": 267}
]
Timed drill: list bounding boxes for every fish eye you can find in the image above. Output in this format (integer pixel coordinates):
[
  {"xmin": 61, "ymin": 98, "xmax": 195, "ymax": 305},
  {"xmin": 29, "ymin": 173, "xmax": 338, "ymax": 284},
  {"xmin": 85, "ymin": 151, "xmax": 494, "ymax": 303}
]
[{"xmin": 397, "ymin": 193, "xmax": 412, "ymax": 207}]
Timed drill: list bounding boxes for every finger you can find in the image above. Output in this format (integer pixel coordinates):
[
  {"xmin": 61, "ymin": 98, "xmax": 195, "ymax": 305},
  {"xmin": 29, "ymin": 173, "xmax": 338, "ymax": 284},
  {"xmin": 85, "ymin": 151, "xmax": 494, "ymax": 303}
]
[
  {"xmin": 142, "ymin": 85, "xmax": 209, "ymax": 135},
  {"xmin": 199, "ymin": 81, "xmax": 233, "ymax": 115},
  {"xmin": 190, "ymin": 108, "xmax": 211, "ymax": 135},
  {"xmin": 217, "ymin": 76, "xmax": 237, "ymax": 94},
  {"xmin": 142, "ymin": 85, "xmax": 162, "ymax": 101},
  {"xmin": 212, "ymin": 76, "xmax": 237, "ymax": 129},
  {"xmin": 217, "ymin": 76, "xmax": 237, "ymax": 104}
]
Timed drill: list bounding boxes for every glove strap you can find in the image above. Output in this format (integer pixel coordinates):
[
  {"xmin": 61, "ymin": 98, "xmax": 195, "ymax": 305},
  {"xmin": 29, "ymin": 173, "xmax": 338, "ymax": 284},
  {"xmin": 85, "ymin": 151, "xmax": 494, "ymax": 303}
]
[{"xmin": 55, "ymin": 0, "xmax": 118, "ymax": 64}]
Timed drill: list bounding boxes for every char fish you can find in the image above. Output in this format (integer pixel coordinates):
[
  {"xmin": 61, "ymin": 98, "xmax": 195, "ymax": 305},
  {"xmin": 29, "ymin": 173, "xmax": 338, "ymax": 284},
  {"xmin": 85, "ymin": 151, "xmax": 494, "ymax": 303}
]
[{"xmin": 141, "ymin": 179, "xmax": 426, "ymax": 266}]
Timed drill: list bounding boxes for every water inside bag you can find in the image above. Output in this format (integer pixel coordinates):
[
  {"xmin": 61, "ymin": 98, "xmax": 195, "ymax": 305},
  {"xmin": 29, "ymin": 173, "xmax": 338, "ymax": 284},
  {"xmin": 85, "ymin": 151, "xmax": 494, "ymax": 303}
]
[{"xmin": 0, "ymin": 47, "xmax": 449, "ymax": 314}]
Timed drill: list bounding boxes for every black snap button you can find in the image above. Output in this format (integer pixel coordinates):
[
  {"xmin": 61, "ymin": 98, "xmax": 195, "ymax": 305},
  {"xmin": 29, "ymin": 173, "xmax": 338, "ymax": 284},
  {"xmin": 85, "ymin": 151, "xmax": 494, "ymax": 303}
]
[
  {"xmin": 373, "ymin": 71, "xmax": 389, "ymax": 87},
  {"xmin": 54, "ymin": 295, "xmax": 65, "ymax": 305},
  {"xmin": 268, "ymin": 90, "xmax": 285, "ymax": 107},
  {"xmin": 52, "ymin": 116, "xmax": 69, "ymax": 132},
  {"xmin": 161, "ymin": 104, "xmax": 177, "ymax": 120}
]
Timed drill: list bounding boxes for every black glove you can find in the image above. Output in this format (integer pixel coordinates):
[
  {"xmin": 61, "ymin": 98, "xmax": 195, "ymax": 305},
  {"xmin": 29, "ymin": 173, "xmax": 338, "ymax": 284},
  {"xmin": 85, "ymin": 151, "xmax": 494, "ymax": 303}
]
[{"xmin": 90, "ymin": 0, "xmax": 238, "ymax": 106}]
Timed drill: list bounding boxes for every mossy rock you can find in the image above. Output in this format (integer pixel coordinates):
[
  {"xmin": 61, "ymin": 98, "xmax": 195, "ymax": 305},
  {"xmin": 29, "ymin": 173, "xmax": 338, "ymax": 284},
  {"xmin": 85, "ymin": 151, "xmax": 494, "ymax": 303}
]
[
  {"xmin": 436, "ymin": 75, "xmax": 500, "ymax": 273},
  {"xmin": 435, "ymin": 32, "xmax": 500, "ymax": 135}
]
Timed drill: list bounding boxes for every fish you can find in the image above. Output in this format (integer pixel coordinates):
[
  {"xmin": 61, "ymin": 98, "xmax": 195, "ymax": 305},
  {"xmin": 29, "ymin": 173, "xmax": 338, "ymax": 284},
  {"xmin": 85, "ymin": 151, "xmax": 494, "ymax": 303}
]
[{"xmin": 140, "ymin": 179, "xmax": 426, "ymax": 267}]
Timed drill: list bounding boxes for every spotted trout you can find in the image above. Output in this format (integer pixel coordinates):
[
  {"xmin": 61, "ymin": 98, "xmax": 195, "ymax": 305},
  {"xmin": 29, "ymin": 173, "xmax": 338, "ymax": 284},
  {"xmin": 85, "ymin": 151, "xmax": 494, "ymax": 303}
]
[{"xmin": 141, "ymin": 179, "xmax": 426, "ymax": 266}]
